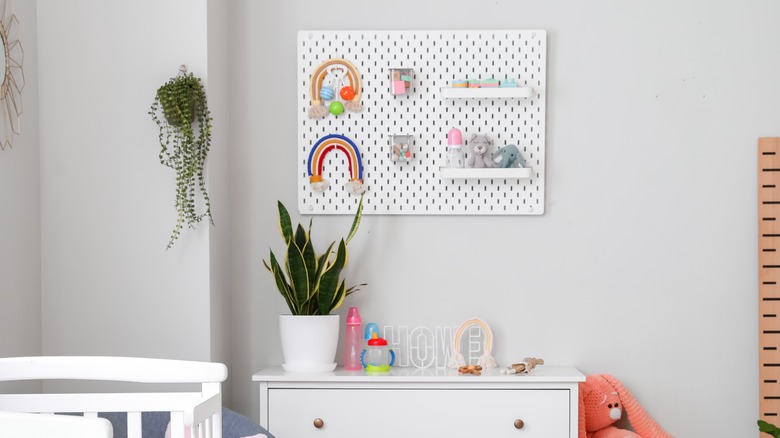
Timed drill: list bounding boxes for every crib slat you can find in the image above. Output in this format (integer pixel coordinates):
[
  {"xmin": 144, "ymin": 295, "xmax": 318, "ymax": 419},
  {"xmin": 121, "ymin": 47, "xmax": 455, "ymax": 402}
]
[
  {"xmin": 171, "ymin": 411, "xmax": 185, "ymax": 438},
  {"xmin": 128, "ymin": 411, "xmax": 142, "ymax": 438},
  {"xmin": 203, "ymin": 417, "xmax": 212, "ymax": 438}
]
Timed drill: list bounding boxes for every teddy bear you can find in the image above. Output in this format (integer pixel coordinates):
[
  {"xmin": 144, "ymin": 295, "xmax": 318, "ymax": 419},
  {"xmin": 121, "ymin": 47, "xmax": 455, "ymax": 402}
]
[
  {"xmin": 466, "ymin": 134, "xmax": 495, "ymax": 168},
  {"xmin": 579, "ymin": 374, "xmax": 672, "ymax": 438}
]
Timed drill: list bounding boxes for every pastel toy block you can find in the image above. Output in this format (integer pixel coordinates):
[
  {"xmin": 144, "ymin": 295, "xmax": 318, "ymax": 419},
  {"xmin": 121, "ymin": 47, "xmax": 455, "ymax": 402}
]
[{"xmin": 391, "ymin": 80, "xmax": 406, "ymax": 94}]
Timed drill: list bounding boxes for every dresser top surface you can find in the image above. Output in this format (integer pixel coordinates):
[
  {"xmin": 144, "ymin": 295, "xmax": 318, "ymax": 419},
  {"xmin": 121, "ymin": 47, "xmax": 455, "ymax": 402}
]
[{"xmin": 253, "ymin": 365, "xmax": 584, "ymax": 383}]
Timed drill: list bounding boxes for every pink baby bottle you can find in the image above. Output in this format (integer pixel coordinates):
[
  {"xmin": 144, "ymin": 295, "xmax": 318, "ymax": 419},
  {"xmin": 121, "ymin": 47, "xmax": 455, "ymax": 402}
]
[{"xmin": 343, "ymin": 307, "xmax": 363, "ymax": 370}]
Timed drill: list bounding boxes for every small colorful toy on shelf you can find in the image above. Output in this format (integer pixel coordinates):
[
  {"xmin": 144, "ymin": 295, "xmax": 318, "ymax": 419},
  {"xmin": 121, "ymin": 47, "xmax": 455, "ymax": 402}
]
[
  {"xmin": 448, "ymin": 77, "xmax": 522, "ymax": 89},
  {"xmin": 389, "ymin": 68, "xmax": 413, "ymax": 95},
  {"xmin": 451, "ymin": 79, "xmax": 468, "ymax": 88},
  {"xmin": 307, "ymin": 134, "xmax": 366, "ymax": 194},
  {"xmin": 307, "ymin": 58, "xmax": 363, "ymax": 119},
  {"xmin": 390, "ymin": 134, "xmax": 413, "ymax": 163}
]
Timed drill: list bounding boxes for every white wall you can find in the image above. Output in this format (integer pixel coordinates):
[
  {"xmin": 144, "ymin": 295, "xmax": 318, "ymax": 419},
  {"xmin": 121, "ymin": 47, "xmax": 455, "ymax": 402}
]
[
  {"xmin": 206, "ymin": 0, "xmax": 233, "ymax": 406},
  {"xmin": 0, "ymin": 0, "xmax": 40, "ymax": 365},
  {"xmin": 229, "ymin": 1, "xmax": 776, "ymax": 436},
  {"xmin": 37, "ymin": 0, "xmax": 215, "ymax": 361}
]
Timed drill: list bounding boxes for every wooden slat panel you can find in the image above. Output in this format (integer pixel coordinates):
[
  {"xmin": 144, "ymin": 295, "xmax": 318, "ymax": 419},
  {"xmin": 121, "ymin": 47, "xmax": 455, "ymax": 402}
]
[{"xmin": 759, "ymin": 138, "xmax": 780, "ymax": 422}]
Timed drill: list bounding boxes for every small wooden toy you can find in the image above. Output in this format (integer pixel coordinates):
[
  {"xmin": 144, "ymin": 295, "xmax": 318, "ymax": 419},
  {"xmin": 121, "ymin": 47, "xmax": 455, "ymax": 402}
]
[
  {"xmin": 447, "ymin": 318, "xmax": 497, "ymax": 370},
  {"xmin": 307, "ymin": 59, "xmax": 363, "ymax": 119},
  {"xmin": 501, "ymin": 358, "xmax": 544, "ymax": 375}
]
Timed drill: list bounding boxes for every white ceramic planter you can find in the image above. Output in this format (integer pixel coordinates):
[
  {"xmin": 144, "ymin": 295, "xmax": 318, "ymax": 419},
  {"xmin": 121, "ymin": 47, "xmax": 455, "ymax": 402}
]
[{"xmin": 279, "ymin": 314, "xmax": 340, "ymax": 373}]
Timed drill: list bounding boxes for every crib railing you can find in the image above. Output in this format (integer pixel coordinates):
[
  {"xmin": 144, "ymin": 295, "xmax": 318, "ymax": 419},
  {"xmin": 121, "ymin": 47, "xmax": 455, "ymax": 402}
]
[{"xmin": 0, "ymin": 356, "xmax": 228, "ymax": 438}]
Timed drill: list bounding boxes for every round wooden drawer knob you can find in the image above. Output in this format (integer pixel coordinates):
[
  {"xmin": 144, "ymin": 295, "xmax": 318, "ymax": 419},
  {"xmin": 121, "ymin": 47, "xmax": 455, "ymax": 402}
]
[
  {"xmin": 313, "ymin": 418, "xmax": 324, "ymax": 429},
  {"xmin": 514, "ymin": 419, "xmax": 525, "ymax": 429}
]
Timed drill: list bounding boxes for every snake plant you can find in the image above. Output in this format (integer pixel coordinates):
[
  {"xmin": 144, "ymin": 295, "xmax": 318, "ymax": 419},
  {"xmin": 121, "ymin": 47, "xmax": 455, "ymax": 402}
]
[{"xmin": 263, "ymin": 196, "xmax": 365, "ymax": 315}]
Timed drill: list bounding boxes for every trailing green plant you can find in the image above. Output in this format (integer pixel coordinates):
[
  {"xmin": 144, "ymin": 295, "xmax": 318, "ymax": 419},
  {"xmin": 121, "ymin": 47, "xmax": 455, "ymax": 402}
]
[
  {"xmin": 263, "ymin": 196, "xmax": 365, "ymax": 315},
  {"xmin": 150, "ymin": 71, "xmax": 213, "ymax": 249}
]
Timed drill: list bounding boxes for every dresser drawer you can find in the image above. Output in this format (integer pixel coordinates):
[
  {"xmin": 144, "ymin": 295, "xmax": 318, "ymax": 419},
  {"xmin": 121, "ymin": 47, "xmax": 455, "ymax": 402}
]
[{"xmin": 268, "ymin": 388, "xmax": 571, "ymax": 438}]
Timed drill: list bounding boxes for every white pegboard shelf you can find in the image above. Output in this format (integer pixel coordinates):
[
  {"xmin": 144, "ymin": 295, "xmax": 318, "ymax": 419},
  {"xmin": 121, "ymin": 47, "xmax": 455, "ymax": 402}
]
[
  {"xmin": 440, "ymin": 87, "xmax": 534, "ymax": 99},
  {"xmin": 440, "ymin": 167, "xmax": 534, "ymax": 179},
  {"xmin": 298, "ymin": 30, "xmax": 547, "ymax": 216}
]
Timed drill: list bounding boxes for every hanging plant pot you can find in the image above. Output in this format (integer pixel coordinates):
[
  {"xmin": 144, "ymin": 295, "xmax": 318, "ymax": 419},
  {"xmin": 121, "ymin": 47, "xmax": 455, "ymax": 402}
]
[
  {"xmin": 149, "ymin": 68, "xmax": 214, "ymax": 249},
  {"xmin": 162, "ymin": 86, "xmax": 199, "ymax": 127}
]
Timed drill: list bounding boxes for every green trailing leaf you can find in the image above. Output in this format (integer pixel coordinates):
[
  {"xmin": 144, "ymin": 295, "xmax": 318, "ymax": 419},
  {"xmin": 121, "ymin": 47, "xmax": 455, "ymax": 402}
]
[
  {"xmin": 262, "ymin": 196, "xmax": 365, "ymax": 315},
  {"xmin": 759, "ymin": 420, "xmax": 780, "ymax": 437},
  {"xmin": 150, "ymin": 71, "xmax": 214, "ymax": 250}
]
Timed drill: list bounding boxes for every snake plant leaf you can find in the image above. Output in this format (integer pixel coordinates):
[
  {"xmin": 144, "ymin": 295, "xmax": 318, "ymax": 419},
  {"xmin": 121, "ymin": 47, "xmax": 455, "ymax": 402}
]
[
  {"xmin": 314, "ymin": 241, "xmax": 336, "ymax": 284},
  {"xmin": 759, "ymin": 420, "xmax": 780, "ymax": 437},
  {"xmin": 345, "ymin": 195, "xmax": 364, "ymax": 245},
  {"xmin": 345, "ymin": 283, "xmax": 366, "ymax": 297},
  {"xmin": 300, "ymin": 236, "xmax": 318, "ymax": 297},
  {"xmin": 317, "ymin": 239, "xmax": 348, "ymax": 315},
  {"xmin": 294, "ymin": 223, "xmax": 308, "ymax": 251},
  {"xmin": 278, "ymin": 201, "xmax": 293, "ymax": 244},
  {"xmin": 327, "ymin": 279, "xmax": 348, "ymax": 314},
  {"xmin": 265, "ymin": 250, "xmax": 295, "ymax": 314},
  {"xmin": 285, "ymin": 237, "xmax": 310, "ymax": 314}
]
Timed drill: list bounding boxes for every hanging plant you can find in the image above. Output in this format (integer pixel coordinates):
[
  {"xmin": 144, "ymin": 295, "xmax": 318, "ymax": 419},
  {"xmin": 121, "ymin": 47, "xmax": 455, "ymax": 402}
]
[{"xmin": 149, "ymin": 68, "xmax": 214, "ymax": 249}]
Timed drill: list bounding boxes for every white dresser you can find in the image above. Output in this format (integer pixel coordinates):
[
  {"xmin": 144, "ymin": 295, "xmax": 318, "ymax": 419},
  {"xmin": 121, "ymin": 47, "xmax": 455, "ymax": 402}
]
[{"xmin": 253, "ymin": 366, "xmax": 584, "ymax": 438}]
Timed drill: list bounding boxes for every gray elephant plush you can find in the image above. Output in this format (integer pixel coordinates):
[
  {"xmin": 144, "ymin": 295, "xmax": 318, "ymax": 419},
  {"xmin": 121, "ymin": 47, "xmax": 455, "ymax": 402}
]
[
  {"xmin": 492, "ymin": 144, "xmax": 525, "ymax": 168},
  {"xmin": 466, "ymin": 134, "xmax": 495, "ymax": 168}
]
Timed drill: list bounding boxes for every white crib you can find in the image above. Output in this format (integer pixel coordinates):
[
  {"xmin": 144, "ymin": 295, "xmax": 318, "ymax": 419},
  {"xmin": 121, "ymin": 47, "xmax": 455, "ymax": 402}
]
[{"xmin": 0, "ymin": 356, "xmax": 228, "ymax": 438}]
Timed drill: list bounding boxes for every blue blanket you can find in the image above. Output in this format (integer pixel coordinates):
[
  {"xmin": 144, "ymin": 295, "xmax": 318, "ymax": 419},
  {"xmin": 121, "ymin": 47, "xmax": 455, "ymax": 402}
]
[{"xmin": 100, "ymin": 408, "xmax": 275, "ymax": 438}]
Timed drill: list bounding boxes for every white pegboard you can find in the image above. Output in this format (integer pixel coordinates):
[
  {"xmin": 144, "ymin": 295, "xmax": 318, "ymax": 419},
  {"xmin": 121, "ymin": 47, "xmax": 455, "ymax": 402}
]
[{"xmin": 298, "ymin": 30, "xmax": 546, "ymax": 215}]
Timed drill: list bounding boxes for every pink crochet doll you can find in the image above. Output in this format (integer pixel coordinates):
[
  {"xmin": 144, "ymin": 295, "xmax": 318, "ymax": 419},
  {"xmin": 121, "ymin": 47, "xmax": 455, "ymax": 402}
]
[{"xmin": 579, "ymin": 374, "xmax": 672, "ymax": 438}]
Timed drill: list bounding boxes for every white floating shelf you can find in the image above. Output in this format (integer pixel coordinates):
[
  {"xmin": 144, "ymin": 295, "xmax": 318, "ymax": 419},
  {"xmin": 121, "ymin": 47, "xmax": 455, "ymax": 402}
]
[
  {"xmin": 440, "ymin": 87, "xmax": 534, "ymax": 99},
  {"xmin": 440, "ymin": 167, "xmax": 534, "ymax": 179}
]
